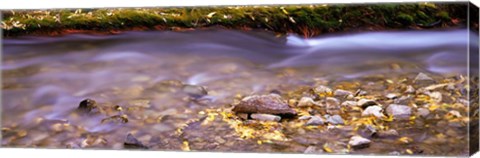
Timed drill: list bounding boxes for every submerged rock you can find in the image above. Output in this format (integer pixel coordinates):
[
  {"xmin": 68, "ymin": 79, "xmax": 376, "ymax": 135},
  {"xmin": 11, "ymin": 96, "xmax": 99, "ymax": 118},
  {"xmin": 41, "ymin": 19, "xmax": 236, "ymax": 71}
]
[
  {"xmin": 386, "ymin": 104, "xmax": 412, "ymax": 118},
  {"xmin": 375, "ymin": 129, "xmax": 399, "ymax": 138},
  {"xmin": 305, "ymin": 116, "xmax": 325, "ymax": 126},
  {"xmin": 414, "ymin": 73, "xmax": 435, "ymax": 86},
  {"xmin": 182, "ymin": 84, "xmax": 208, "ymax": 99},
  {"xmin": 77, "ymin": 99, "xmax": 97, "ymax": 113},
  {"xmin": 348, "ymin": 136, "xmax": 371, "ymax": 149},
  {"xmin": 101, "ymin": 114, "xmax": 129, "ymax": 124},
  {"xmin": 250, "ymin": 113, "xmax": 281, "ymax": 122},
  {"xmin": 232, "ymin": 94, "xmax": 297, "ymax": 116},
  {"xmin": 124, "ymin": 133, "xmax": 148, "ymax": 149}
]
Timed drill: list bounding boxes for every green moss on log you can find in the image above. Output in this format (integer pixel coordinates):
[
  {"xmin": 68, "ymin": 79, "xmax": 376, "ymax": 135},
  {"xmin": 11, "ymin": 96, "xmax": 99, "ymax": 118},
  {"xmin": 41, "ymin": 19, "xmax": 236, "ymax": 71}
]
[{"xmin": 0, "ymin": 2, "xmax": 470, "ymax": 37}]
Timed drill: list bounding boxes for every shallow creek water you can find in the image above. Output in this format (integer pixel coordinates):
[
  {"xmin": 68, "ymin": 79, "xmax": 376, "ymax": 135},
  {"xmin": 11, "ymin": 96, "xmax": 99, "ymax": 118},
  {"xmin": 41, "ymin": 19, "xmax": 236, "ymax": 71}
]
[{"xmin": 1, "ymin": 29, "xmax": 478, "ymax": 156}]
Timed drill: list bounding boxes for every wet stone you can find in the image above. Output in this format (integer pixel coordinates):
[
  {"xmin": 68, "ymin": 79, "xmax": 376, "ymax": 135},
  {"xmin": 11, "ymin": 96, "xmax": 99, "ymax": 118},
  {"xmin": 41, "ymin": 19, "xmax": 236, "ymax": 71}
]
[
  {"xmin": 182, "ymin": 84, "xmax": 208, "ymax": 99},
  {"xmin": 124, "ymin": 133, "xmax": 148, "ymax": 149},
  {"xmin": 355, "ymin": 89, "xmax": 368, "ymax": 96},
  {"xmin": 232, "ymin": 94, "xmax": 297, "ymax": 116},
  {"xmin": 427, "ymin": 91, "xmax": 443, "ymax": 103},
  {"xmin": 77, "ymin": 98, "xmax": 97, "ymax": 113},
  {"xmin": 101, "ymin": 114, "xmax": 129, "ymax": 124},
  {"xmin": 334, "ymin": 89, "xmax": 352, "ymax": 97},
  {"xmin": 250, "ymin": 113, "xmax": 281, "ymax": 122},
  {"xmin": 386, "ymin": 104, "xmax": 412, "ymax": 118},
  {"xmin": 385, "ymin": 93, "xmax": 398, "ymax": 99},
  {"xmin": 313, "ymin": 85, "xmax": 332, "ymax": 95},
  {"xmin": 305, "ymin": 116, "xmax": 324, "ymax": 126},
  {"xmin": 326, "ymin": 97, "xmax": 340, "ymax": 108},
  {"xmin": 151, "ymin": 79, "xmax": 183, "ymax": 92},
  {"xmin": 363, "ymin": 125, "xmax": 377, "ymax": 137},
  {"xmin": 375, "ymin": 129, "xmax": 399, "ymax": 138},
  {"xmin": 304, "ymin": 146, "xmax": 324, "ymax": 154},
  {"xmin": 357, "ymin": 99, "xmax": 378, "ymax": 109},
  {"xmin": 297, "ymin": 97, "xmax": 317, "ymax": 107},
  {"xmin": 362, "ymin": 106, "xmax": 384, "ymax": 118},
  {"xmin": 417, "ymin": 108, "xmax": 430, "ymax": 118},
  {"xmin": 237, "ymin": 113, "xmax": 249, "ymax": 120},
  {"xmin": 414, "ymin": 72, "xmax": 435, "ymax": 86},
  {"xmin": 298, "ymin": 115, "xmax": 312, "ymax": 120},
  {"xmin": 405, "ymin": 85, "xmax": 416, "ymax": 94},
  {"xmin": 326, "ymin": 115, "xmax": 344, "ymax": 125},
  {"xmin": 394, "ymin": 96, "xmax": 412, "ymax": 105},
  {"xmin": 348, "ymin": 136, "xmax": 371, "ymax": 149},
  {"xmin": 341, "ymin": 101, "xmax": 357, "ymax": 107}
]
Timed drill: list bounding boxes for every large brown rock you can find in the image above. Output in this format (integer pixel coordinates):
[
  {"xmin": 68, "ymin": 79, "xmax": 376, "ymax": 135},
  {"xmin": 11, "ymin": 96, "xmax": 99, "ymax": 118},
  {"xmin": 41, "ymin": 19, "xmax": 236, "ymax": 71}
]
[{"xmin": 232, "ymin": 94, "xmax": 297, "ymax": 116}]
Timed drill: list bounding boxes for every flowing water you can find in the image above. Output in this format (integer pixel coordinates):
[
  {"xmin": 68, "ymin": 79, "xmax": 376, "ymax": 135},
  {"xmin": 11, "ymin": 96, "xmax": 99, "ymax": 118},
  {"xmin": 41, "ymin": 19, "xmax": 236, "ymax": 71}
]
[{"xmin": 1, "ymin": 29, "xmax": 478, "ymax": 156}]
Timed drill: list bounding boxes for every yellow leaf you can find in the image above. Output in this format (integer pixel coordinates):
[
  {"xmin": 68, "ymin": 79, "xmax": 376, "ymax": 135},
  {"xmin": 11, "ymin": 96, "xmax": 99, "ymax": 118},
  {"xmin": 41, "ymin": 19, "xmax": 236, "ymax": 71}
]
[
  {"xmin": 323, "ymin": 144, "xmax": 333, "ymax": 153},
  {"xmin": 181, "ymin": 141, "xmax": 191, "ymax": 151}
]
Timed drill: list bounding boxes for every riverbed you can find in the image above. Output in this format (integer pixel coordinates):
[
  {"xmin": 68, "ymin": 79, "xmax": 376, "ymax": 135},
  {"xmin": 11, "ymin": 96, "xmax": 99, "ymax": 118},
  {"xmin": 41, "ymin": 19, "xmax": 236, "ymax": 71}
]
[{"xmin": 1, "ymin": 29, "xmax": 478, "ymax": 156}]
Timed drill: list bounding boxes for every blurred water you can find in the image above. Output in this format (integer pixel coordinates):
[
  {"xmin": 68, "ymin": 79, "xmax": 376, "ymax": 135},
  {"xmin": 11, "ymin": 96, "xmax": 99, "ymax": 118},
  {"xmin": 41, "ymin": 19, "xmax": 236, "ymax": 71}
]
[{"xmin": 1, "ymin": 29, "xmax": 477, "ymax": 150}]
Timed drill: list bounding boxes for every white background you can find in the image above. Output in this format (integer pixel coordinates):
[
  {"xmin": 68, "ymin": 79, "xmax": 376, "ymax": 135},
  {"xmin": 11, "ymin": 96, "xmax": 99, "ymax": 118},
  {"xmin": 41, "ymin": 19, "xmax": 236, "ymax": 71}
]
[{"xmin": 1, "ymin": 0, "xmax": 479, "ymax": 158}]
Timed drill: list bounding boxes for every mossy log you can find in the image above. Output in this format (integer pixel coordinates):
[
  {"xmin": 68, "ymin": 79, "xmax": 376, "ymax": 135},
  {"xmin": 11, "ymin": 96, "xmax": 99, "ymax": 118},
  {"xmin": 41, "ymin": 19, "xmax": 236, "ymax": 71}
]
[{"xmin": 0, "ymin": 2, "xmax": 474, "ymax": 38}]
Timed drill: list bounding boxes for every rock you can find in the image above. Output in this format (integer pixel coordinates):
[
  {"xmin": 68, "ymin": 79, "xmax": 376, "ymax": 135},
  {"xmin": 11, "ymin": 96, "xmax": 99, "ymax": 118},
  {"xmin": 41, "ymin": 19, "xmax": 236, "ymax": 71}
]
[
  {"xmin": 124, "ymin": 133, "xmax": 148, "ymax": 149},
  {"xmin": 297, "ymin": 97, "xmax": 317, "ymax": 107},
  {"xmin": 305, "ymin": 116, "xmax": 324, "ymax": 126},
  {"xmin": 375, "ymin": 129, "xmax": 399, "ymax": 138},
  {"xmin": 355, "ymin": 89, "xmax": 368, "ymax": 96},
  {"xmin": 326, "ymin": 115, "xmax": 344, "ymax": 125},
  {"xmin": 182, "ymin": 84, "xmax": 208, "ymax": 99},
  {"xmin": 128, "ymin": 99, "xmax": 151, "ymax": 108},
  {"xmin": 405, "ymin": 85, "xmax": 416, "ymax": 93},
  {"xmin": 427, "ymin": 91, "xmax": 442, "ymax": 103},
  {"xmin": 385, "ymin": 93, "xmax": 398, "ymax": 99},
  {"xmin": 357, "ymin": 99, "xmax": 378, "ymax": 109},
  {"xmin": 313, "ymin": 85, "xmax": 332, "ymax": 95},
  {"xmin": 77, "ymin": 99, "xmax": 97, "ymax": 113},
  {"xmin": 389, "ymin": 151, "xmax": 401, "ymax": 155},
  {"xmin": 149, "ymin": 79, "xmax": 184, "ymax": 94},
  {"xmin": 448, "ymin": 110, "xmax": 462, "ymax": 118},
  {"xmin": 394, "ymin": 96, "xmax": 412, "ymax": 105},
  {"xmin": 446, "ymin": 84, "xmax": 456, "ymax": 91},
  {"xmin": 304, "ymin": 146, "xmax": 324, "ymax": 154},
  {"xmin": 269, "ymin": 89, "xmax": 282, "ymax": 95},
  {"xmin": 298, "ymin": 115, "xmax": 312, "ymax": 120},
  {"xmin": 237, "ymin": 113, "xmax": 249, "ymax": 120},
  {"xmin": 414, "ymin": 73, "xmax": 435, "ymax": 86},
  {"xmin": 363, "ymin": 125, "xmax": 377, "ymax": 136},
  {"xmin": 386, "ymin": 104, "xmax": 412, "ymax": 118},
  {"xmin": 417, "ymin": 108, "xmax": 430, "ymax": 118},
  {"xmin": 334, "ymin": 89, "xmax": 352, "ymax": 97},
  {"xmin": 101, "ymin": 114, "xmax": 129, "ymax": 124},
  {"xmin": 250, "ymin": 113, "xmax": 281, "ymax": 122},
  {"xmin": 362, "ymin": 106, "xmax": 384, "ymax": 118},
  {"xmin": 232, "ymin": 94, "xmax": 297, "ymax": 116},
  {"xmin": 348, "ymin": 136, "xmax": 371, "ymax": 149},
  {"xmin": 341, "ymin": 101, "xmax": 357, "ymax": 107},
  {"xmin": 326, "ymin": 97, "xmax": 340, "ymax": 108}
]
